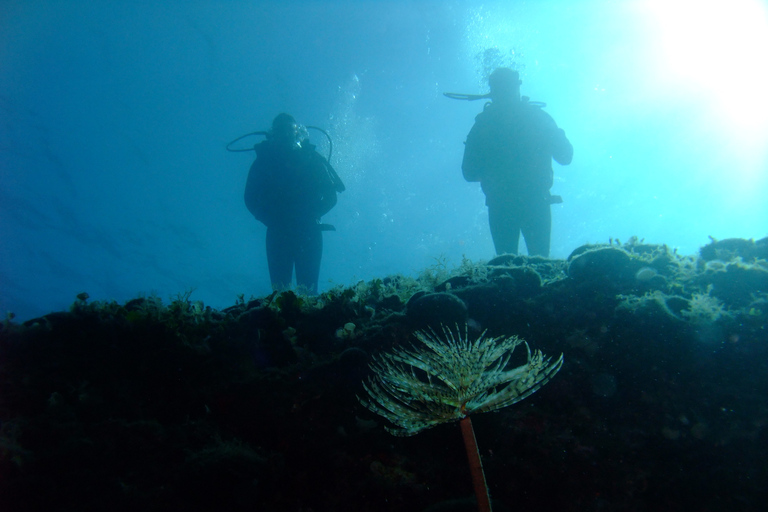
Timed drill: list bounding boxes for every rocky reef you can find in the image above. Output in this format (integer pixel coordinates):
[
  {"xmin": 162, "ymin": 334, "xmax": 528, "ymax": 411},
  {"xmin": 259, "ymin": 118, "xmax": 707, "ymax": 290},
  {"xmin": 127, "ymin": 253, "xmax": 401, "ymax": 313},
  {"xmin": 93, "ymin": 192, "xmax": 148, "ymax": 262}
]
[{"xmin": 1, "ymin": 237, "xmax": 767, "ymax": 511}]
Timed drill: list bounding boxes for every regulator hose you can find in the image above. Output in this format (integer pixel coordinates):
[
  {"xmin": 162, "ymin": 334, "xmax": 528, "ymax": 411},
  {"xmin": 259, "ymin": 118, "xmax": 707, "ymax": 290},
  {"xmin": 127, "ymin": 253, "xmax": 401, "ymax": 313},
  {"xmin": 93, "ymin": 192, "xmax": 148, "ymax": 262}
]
[
  {"xmin": 443, "ymin": 92, "xmax": 546, "ymax": 108},
  {"xmin": 226, "ymin": 126, "xmax": 334, "ymax": 163}
]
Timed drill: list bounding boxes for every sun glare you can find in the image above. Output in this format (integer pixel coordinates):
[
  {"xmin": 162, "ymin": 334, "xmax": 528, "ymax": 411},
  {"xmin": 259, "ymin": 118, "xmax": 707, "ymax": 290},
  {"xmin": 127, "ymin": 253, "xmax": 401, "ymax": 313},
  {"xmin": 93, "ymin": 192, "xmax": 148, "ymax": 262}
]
[
  {"xmin": 643, "ymin": 0, "xmax": 768, "ymax": 140},
  {"xmin": 638, "ymin": 0, "xmax": 768, "ymax": 199}
]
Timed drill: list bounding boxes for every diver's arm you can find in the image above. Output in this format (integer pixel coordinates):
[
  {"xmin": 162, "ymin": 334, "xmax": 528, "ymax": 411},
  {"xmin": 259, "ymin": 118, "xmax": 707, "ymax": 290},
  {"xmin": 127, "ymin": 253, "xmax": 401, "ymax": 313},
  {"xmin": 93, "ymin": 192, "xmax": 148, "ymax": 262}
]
[
  {"xmin": 244, "ymin": 157, "xmax": 279, "ymax": 227},
  {"xmin": 552, "ymin": 128, "xmax": 573, "ymax": 165},
  {"xmin": 461, "ymin": 123, "xmax": 485, "ymax": 182},
  {"xmin": 538, "ymin": 110, "xmax": 573, "ymax": 166},
  {"xmin": 312, "ymin": 156, "xmax": 339, "ymax": 218},
  {"xmin": 243, "ymin": 160, "xmax": 262, "ymax": 219},
  {"xmin": 316, "ymin": 165, "xmax": 338, "ymax": 217},
  {"xmin": 317, "ymin": 189, "xmax": 338, "ymax": 218}
]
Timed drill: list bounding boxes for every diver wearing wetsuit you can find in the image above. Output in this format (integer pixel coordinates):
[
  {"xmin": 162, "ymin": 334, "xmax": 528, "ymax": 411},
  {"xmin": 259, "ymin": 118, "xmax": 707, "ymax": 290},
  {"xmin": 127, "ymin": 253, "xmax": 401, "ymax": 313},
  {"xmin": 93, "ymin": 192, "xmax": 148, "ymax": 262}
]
[
  {"xmin": 244, "ymin": 113, "xmax": 342, "ymax": 293},
  {"xmin": 462, "ymin": 68, "xmax": 573, "ymax": 257}
]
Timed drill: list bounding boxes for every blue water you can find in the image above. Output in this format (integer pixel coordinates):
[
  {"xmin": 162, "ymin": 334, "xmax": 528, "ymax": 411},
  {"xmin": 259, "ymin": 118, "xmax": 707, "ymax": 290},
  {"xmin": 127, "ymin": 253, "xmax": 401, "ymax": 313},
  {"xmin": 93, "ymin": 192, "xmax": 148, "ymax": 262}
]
[{"xmin": 2, "ymin": 0, "xmax": 767, "ymax": 322}]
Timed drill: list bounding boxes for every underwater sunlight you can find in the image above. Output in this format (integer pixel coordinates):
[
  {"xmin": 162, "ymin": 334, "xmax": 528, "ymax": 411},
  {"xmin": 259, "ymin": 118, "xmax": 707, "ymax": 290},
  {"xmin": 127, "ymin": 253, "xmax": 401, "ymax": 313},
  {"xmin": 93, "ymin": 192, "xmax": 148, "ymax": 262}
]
[{"xmin": 643, "ymin": 0, "xmax": 768, "ymax": 187}]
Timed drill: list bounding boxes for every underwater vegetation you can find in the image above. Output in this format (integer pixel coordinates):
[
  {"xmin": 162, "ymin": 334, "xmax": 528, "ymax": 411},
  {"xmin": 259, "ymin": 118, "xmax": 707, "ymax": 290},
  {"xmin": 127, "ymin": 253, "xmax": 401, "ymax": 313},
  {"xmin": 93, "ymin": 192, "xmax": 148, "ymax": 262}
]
[{"xmin": 1, "ymin": 237, "xmax": 767, "ymax": 511}]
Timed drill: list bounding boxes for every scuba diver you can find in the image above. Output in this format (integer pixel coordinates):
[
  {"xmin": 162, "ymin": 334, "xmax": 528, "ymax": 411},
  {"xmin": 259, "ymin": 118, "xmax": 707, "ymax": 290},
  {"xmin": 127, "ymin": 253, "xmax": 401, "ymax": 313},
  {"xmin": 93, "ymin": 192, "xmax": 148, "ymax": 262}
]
[
  {"xmin": 449, "ymin": 67, "xmax": 573, "ymax": 257},
  {"xmin": 237, "ymin": 113, "xmax": 345, "ymax": 294}
]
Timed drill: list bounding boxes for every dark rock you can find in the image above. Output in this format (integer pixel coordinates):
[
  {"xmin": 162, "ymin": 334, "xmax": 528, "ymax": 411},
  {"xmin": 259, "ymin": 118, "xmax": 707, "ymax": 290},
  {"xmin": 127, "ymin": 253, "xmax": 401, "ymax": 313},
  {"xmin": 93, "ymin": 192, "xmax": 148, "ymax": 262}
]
[
  {"xmin": 405, "ymin": 292, "xmax": 468, "ymax": 330},
  {"xmin": 700, "ymin": 237, "xmax": 761, "ymax": 262},
  {"xmin": 567, "ymin": 245, "xmax": 637, "ymax": 287},
  {"xmin": 488, "ymin": 265, "xmax": 543, "ymax": 296}
]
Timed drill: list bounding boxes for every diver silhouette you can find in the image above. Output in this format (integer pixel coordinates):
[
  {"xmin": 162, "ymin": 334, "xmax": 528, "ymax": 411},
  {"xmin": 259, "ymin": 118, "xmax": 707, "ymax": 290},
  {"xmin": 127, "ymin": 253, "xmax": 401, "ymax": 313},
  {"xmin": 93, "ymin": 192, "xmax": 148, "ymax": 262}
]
[
  {"xmin": 244, "ymin": 113, "xmax": 343, "ymax": 293},
  {"xmin": 459, "ymin": 68, "xmax": 573, "ymax": 257}
]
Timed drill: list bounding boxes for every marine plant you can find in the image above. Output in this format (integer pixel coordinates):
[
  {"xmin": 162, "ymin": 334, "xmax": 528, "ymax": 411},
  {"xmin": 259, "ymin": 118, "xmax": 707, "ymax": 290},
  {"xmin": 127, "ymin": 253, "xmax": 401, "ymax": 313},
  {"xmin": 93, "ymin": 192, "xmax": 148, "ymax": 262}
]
[
  {"xmin": 682, "ymin": 291, "xmax": 730, "ymax": 324},
  {"xmin": 358, "ymin": 324, "xmax": 563, "ymax": 512}
]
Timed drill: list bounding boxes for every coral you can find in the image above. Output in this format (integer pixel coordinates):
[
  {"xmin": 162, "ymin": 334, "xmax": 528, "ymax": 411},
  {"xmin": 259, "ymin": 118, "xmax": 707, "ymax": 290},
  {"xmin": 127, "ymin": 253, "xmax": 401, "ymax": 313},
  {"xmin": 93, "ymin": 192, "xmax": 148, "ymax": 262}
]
[{"xmin": 617, "ymin": 290, "xmax": 688, "ymax": 321}]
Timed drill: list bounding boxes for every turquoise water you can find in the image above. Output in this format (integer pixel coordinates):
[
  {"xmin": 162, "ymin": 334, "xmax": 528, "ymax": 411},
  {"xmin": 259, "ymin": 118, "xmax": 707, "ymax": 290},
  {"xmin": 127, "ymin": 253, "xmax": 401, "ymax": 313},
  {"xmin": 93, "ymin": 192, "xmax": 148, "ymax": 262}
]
[{"xmin": 2, "ymin": 0, "xmax": 767, "ymax": 321}]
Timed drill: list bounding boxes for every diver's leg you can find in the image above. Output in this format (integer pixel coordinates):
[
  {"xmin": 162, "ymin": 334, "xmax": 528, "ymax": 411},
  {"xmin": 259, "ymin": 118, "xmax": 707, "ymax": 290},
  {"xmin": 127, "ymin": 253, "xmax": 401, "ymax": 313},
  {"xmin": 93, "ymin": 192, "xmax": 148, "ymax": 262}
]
[
  {"xmin": 488, "ymin": 204, "xmax": 520, "ymax": 255},
  {"xmin": 295, "ymin": 227, "xmax": 322, "ymax": 294},
  {"xmin": 266, "ymin": 227, "xmax": 294, "ymax": 291},
  {"xmin": 521, "ymin": 199, "xmax": 551, "ymax": 257}
]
